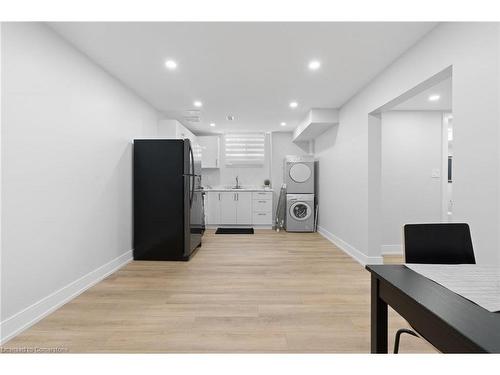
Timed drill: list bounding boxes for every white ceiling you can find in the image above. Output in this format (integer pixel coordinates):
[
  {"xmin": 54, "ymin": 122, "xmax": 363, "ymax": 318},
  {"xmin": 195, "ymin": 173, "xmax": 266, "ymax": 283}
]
[
  {"xmin": 49, "ymin": 22, "xmax": 437, "ymax": 134},
  {"xmin": 391, "ymin": 77, "xmax": 452, "ymax": 111}
]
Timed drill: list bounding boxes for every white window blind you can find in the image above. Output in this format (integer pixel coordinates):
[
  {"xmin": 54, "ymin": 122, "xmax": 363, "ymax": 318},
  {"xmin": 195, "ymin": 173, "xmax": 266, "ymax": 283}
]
[{"xmin": 224, "ymin": 132, "xmax": 266, "ymax": 166}]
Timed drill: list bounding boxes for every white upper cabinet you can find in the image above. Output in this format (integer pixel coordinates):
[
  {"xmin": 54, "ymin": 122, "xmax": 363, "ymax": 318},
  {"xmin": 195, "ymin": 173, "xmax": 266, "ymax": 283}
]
[
  {"xmin": 175, "ymin": 124, "xmax": 197, "ymax": 145},
  {"xmin": 158, "ymin": 119, "xmax": 198, "ymax": 145},
  {"xmin": 198, "ymin": 136, "xmax": 220, "ymax": 169}
]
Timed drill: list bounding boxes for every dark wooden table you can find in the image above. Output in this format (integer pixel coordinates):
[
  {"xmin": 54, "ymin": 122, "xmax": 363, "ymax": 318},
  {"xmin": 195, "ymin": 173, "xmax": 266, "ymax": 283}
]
[{"xmin": 366, "ymin": 264, "xmax": 500, "ymax": 353}]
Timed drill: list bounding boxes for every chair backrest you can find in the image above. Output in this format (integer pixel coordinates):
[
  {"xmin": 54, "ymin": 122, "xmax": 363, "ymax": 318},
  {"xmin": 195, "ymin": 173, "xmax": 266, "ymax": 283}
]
[{"xmin": 403, "ymin": 223, "xmax": 475, "ymax": 264}]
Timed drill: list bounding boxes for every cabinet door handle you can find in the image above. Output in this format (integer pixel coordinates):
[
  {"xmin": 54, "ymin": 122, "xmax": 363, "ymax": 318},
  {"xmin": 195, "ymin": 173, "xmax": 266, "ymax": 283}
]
[
  {"xmin": 258, "ymin": 200, "xmax": 266, "ymax": 203},
  {"xmin": 258, "ymin": 213, "xmax": 266, "ymax": 216},
  {"xmin": 218, "ymin": 193, "xmax": 221, "ymax": 201}
]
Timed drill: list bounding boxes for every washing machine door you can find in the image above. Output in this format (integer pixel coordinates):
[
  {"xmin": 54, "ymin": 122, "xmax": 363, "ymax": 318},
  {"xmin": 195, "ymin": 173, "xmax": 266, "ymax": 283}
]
[
  {"xmin": 289, "ymin": 163, "xmax": 311, "ymax": 183},
  {"xmin": 289, "ymin": 201, "xmax": 312, "ymax": 221}
]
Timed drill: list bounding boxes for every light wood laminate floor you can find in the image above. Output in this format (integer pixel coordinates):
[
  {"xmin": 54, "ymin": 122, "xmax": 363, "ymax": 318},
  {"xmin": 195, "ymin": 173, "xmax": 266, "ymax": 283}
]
[{"xmin": 3, "ymin": 230, "xmax": 435, "ymax": 353}]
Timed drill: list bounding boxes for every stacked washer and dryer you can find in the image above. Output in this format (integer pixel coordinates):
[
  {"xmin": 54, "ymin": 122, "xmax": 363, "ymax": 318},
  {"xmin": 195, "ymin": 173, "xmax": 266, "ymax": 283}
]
[{"xmin": 284, "ymin": 155, "xmax": 316, "ymax": 232}]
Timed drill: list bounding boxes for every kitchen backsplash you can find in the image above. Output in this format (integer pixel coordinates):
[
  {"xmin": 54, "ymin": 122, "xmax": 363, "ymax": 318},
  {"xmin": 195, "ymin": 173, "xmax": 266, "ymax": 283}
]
[
  {"xmin": 202, "ymin": 166, "xmax": 270, "ymax": 188},
  {"xmin": 201, "ymin": 133, "xmax": 271, "ymax": 188}
]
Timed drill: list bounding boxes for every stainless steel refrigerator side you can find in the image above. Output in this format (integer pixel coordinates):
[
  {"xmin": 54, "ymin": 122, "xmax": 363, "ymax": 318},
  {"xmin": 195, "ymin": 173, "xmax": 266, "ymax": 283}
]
[
  {"xmin": 183, "ymin": 139, "xmax": 192, "ymax": 258},
  {"xmin": 183, "ymin": 139, "xmax": 203, "ymax": 258}
]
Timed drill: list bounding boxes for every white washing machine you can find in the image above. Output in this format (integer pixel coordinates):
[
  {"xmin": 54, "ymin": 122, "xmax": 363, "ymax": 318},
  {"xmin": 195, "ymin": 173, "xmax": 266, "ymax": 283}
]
[
  {"xmin": 286, "ymin": 194, "xmax": 315, "ymax": 232},
  {"xmin": 284, "ymin": 155, "xmax": 314, "ymax": 194}
]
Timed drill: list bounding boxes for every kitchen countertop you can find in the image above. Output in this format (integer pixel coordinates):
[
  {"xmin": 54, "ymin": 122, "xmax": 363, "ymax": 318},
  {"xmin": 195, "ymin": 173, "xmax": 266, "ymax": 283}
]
[{"xmin": 203, "ymin": 186, "xmax": 274, "ymax": 192}]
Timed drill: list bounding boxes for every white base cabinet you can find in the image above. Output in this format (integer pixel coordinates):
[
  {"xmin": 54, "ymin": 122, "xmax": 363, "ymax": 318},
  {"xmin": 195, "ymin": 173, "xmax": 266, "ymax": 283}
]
[
  {"xmin": 236, "ymin": 192, "xmax": 252, "ymax": 224},
  {"xmin": 205, "ymin": 191, "xmax": 272, "ymax": 226},
  {"xmin": 251, "ymin": 191, "xmax": 273, "ymax": 226},
  {"xmin": 206, "ymin": 192, "xmax": 221, "ymax": 225},
  {"xmin": 220, "ymin": 192, "xmax": 238, "ymax": 224}
]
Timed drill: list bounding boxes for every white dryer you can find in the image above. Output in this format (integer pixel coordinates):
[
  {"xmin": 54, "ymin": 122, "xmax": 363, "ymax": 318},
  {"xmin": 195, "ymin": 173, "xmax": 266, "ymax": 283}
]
[
  {"xmin": 285, "ymin": 194, "xmax": 315, "ymax": 232},
  {"xmin": 284, "ymin": 155, "xmax": 314, "ymax": 194}
]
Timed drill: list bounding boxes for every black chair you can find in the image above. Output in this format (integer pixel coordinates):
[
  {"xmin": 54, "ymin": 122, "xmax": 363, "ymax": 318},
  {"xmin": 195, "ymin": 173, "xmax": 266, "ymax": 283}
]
[{"xmin": 393, "ymin": 223, "xmax": 476, "ymax": 353}]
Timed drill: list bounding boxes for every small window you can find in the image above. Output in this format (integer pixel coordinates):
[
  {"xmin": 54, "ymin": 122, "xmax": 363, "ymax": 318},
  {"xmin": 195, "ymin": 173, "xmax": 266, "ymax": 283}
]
[{"xmin": 224, "ymin": 132, "xmax": 265, "ymax": 166}]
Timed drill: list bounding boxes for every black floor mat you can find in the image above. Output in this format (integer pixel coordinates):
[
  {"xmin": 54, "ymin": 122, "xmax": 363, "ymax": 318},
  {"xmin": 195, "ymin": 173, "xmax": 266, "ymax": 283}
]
[{"xmin": 215, "ymin": 227, "xmax": 254, "ymax": 234}]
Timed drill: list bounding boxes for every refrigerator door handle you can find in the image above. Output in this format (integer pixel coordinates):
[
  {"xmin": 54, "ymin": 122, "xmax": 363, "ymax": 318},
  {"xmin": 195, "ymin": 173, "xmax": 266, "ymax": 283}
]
[{"xmin": 188, "ymin": 143, "xmax": 195, "ymax": 207}]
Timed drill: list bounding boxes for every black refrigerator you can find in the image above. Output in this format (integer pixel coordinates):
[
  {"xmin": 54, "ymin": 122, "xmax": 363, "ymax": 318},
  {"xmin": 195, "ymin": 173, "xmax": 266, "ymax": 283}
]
[{"xmin": 133, "ymin": 139, "xmax": 204, "ymax": 261}]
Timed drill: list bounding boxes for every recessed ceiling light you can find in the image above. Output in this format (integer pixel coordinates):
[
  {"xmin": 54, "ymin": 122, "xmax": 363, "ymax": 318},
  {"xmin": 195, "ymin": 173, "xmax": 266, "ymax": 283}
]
[
  {"xmin": 193, "ymin": 100, "xmax": 203, "ymax": 108},
  {"xmin": 289, "ymin": 101, "xmax": 298, "ymax": 108},
  {"xmin": 210, "ymin": 123, "xmax": 216, "ymax": 127},
  {"xmin": 428, "ymin": 94, "xmax": 440, "ymax": 102},
  {"xmin": 280, "ymin": 122, "xmax": 286, "ymax": 127},
  {"xmin": 165, "ymin": 59, "xmax": 177, "ymax": 70},
  {"xmin": 308, "ymin": 60, "xmax": 321, "ymax": 70}
]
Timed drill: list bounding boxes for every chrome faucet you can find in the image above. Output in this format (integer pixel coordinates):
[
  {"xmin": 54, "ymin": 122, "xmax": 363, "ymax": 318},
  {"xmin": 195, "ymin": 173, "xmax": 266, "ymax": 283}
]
[{"xmin": 235, "ymin": 176, "xmax": 240, "ymax": 189}]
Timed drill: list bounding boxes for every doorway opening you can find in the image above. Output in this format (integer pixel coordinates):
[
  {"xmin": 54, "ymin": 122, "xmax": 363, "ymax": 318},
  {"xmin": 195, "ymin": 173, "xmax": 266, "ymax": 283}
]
[{"xmin": 369, "ymin": 67, "xmax": 453, "ymax": 257}]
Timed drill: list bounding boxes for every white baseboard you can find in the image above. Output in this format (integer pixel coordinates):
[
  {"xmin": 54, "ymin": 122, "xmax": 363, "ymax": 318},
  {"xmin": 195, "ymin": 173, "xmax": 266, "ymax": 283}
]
[
  {"xmin": 381, "ymin": 244, "xmax": 403, "ymax": 255},
  {"xmin": 0, "ymin": 250, "xmax": 132, "ymax": 345},
  {"xmin": 317, "ymin": 226, "xmax": 383, "ymax": 266}
]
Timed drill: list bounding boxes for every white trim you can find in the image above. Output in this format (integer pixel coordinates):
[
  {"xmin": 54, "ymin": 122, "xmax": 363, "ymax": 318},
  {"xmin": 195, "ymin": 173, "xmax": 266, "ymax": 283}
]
[
  {"xmin": 0, "ymin": 250, "xmax": 132, "ymax": 344},
  {"xmin": 317, "ymin": 225, "xmax": 383, "ymax": 266},
  {"xmin": 381, "ymin": 244, "xmax": 403, "ymax": 255}
]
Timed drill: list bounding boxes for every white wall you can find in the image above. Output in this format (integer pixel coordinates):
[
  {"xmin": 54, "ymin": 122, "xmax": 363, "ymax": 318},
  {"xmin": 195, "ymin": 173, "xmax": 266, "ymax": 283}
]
[
  {"xmin": 1, "ymin": 22, "xmax": 159, "ymax": 342},
  {"xmin": 316, "ymin": 23, "xmax": 500, "ymax": 265},
  {"xmin": 157, "ymin": 119, "xmax": 178, "ymax": 138},
  {"xmin": 381, "ymin": 111, "xmax": 444, "ymax": 253}
]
